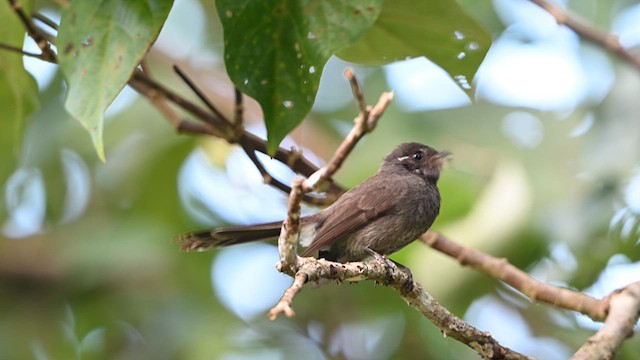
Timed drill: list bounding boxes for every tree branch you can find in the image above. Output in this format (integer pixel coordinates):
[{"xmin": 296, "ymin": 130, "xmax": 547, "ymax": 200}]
[
  {"xmin": 0, "ymin": 42, "xmax": 49, "ymax": 59},
  {"xmin": 271, "ymin": 256, "xmax": 534, "ymax": 360},
  {"xmin": 571, "ymin": 282, "xmax": 640, "ymax": 360},
  {"xmin": 276, "ymin": 177, "xmax": 303, "ymax": 271},
  {"xmin": 529, "ymin": 0, "xmax": 640, "ymax": 70},
  {"xmin": 173, "ymin": 65, "xmax": 231, "ymax": 131},
  {"xmin": 7, "ymin": 0, "xmax": 57, "ymax": 62},
  {"xmin": 262, "ymin": 85, "xmax": 535, "ymax": 358},
  {"xmin": 422, "ymin": 232, "xmax": 608, "ymax": 320},
  {"xmin": 129, "ymin": 70, "xmax": 345, "ymax": 203},
  {"xmin": 304, "ymin": 69, "xmax": 394, "ymax": 192}
]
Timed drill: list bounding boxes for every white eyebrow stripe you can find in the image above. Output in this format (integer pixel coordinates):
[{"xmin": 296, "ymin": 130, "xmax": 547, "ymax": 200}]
[{"xmin": 397, "ymin": 155, "xmax": 410, "ymax": 161}]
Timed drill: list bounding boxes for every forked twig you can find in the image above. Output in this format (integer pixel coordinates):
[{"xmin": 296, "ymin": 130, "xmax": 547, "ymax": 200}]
[
  {"xmin": 303, "ymin": 69, "xmax": 394, "ymax": 192},
  {"xmin": 572, "ymin": 282, "xmax": 640, "ymax": 360},
  {"xmin": 7, "ymin": 0, "xmax": 57, "ymax": 61}
]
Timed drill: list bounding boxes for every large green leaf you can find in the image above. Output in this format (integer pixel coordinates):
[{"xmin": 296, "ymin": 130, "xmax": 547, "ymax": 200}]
[
  {"xmin": 216, "ymin": 0, "xmax": 383, "ymax": 154},
  {"xmin": 0, "ymin": 0, "xmax": 39, "ymax": 183},
  {"xmin": 57, "ymin": 0, "xmax": 173, "ymax": 161},
  {"xmin": 337, "ymin": 0, "xmax": 491, "ymax": 95}
]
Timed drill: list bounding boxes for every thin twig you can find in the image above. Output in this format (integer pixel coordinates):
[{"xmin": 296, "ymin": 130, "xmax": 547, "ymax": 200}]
[
  {"xmin": 32, "ymin": 12, "xmax": 58, "ymax": 31},
  {"xmin": 268, "ymin": 271, "xmax": 308, "ymax": 320},
  {"xmin": 529, "ymin": 0, "xmax": 640, "ymax": 69},
  {"xmin": 0, "ymin": 42, "xmax": 48, "ymax": 59},
  {"xmin": 7, "ymin": 0, "xmax": 57, "ymax": 61},
  {"xmin": 173, "ymin": 65, "xmax": 229, "ymax": 127},
  {"xmin": 131, "ymin": 70, "xmax": 344, "ymax": 204},
  {"xmin": 344, "ymin": 68, "xmax": 368, "ymax": 118},
  {"xmin": 127, "ymin": 73, "xmax": 217, "ymax": 135},
  {"xmin": 233, "ymin": 87, "xmax": 243, "ymax": 128},
  {"xmin": 303, "ymin": 71, "xmax": 394, "ymax": 192},
  {"xmin": 239, "ymin": 145, "xmax": 328, "ymax": 205},
  {"xmin": 571, "ymin": 282, "xmax": 640, "ymax": 360},
  {"xmin": 422, "ymin": 232, "xmax": 608, "ymax": 320},
  {"xmin": 131, "ymin": 71, "xmax": 236, "ymax": 136}
]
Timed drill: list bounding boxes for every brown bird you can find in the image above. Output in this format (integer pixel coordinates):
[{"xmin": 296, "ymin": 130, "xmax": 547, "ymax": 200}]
[{"xmin": 175, "ymin": 142, "xmax": 449, "ymax": 262}]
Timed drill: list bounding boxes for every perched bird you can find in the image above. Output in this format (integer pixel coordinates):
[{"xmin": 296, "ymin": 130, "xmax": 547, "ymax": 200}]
[{"xmin": 175, "ymin": 142, "xmax": 449, "ymax": 263}]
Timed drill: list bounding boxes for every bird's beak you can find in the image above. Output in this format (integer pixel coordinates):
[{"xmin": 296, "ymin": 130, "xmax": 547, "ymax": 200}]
[{"xmin": 431, "ymin": 151, "xmax": 452, "ymax": 168}]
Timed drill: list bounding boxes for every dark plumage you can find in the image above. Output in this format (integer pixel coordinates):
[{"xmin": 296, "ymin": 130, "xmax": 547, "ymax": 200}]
[{"xmin": 175, "ymin": 142, "xmax": 449, "ymax": 262}]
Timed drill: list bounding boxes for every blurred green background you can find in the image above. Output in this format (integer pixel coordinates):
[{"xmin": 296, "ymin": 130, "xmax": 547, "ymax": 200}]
[{"xmin": 2, "ymin": 0, "xmax": 640, "ymax": 359}]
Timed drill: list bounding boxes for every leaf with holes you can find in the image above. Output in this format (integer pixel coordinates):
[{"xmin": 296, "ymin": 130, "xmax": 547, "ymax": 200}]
[
  {"xmin": 217, "ymin": 0, "xmax": 383, "ymax": 154},
  {"xmin": 57, "ymin": 0, "xmax": 173, "ymax": 161},
  {"xmin": 337, "ymin": 0, "xmax": 491, "ymax": 95}
]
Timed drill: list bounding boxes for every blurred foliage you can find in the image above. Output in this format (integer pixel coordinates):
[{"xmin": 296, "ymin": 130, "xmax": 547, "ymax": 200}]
[
  {"xmin": 0, "ymin": 0, "xmax": 39, "ymax": 199},
  {"xmin": 1, "ymin": 0, "xmax": 640, "ymax": 360}
]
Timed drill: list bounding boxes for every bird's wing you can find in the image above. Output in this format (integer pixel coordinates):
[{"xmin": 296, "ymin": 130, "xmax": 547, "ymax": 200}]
[{"xmin": 301, "ymin": 177, "xmax": 403, "ymax": 257}]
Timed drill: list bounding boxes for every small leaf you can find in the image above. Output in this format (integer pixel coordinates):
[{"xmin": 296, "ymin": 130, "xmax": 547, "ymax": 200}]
[
  {"xmin": 57, "ymin": 0, "xmax": 174, "ymax": 161},
  {"xmin": 217, "ymin": 0, "xmax": 383, "ymax": 154},
  {"xmin": 337, "ymin": 0, "xmax": 492, "ymax": 95},
  {"xmin": 0, "ymin": 1, "xmax": 39, "ymax": 183}
]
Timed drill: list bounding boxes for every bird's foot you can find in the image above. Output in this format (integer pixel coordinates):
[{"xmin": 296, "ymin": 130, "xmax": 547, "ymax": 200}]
[{"xmin": 364, "ymin": 248, "xmax": 414, "ymax": 294}]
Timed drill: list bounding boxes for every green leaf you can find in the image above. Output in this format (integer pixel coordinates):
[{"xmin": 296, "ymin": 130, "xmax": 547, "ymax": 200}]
[
  {"xmin": 337, "ymin": 0, "xmax": 492, "ymax": 95},
  {"xmin": 0, "ymin": 0, "xmax": 39, "ymax": 182},
  {"xmin": 217, "ymin": 0, "xmax": 383, "ymax": 154},
  {"xmin": 57, "ymin": 0, "xmax": 173, "ymax": 161}
]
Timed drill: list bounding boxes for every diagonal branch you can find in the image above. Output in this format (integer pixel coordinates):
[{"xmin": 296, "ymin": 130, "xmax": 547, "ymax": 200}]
[
  {"xmin": 529, "ymin": 0, "xmax": 640, "ymax": 70},
  {"xmin": 173, "ymin": 65, "xmax": 231, "ymax": 129},
  {"xmin": 7, "ymin": 0, "xmax": 57, "ymax": 62},
  {"xmin": 421, "ymin": 232, "xmax": 608, "ymax": 320},
  {"xmin": 303, "ymin": 69, "xmax": 394, "ymax": 192},
  {"xmin": 130, "ymin": 70, "xmax": 345, "ymax": 203}
]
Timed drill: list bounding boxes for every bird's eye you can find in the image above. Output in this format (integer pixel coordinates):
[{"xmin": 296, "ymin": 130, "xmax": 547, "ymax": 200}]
[{"xmin": 413, "ymin": 151, "xmax": 423, "ymax": 160}]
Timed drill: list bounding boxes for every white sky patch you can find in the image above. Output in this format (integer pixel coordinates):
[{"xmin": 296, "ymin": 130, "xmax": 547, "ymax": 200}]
[
  {"xmin": 624, "ymin": 169, "xmax": 640, "ymax": 214},
  {"xmin": 612, "ymin": 3, "xmax": 640, "ymax": 48},
  {"xmin": 211, "ymin": 243, "xmax": 292, "ymax": 320},
  {"xmin": 466, "ymin": 295, "xmax": 571, "ymax": 359},
  {"xmin": 2, "ymin": 168, "xmax": 46, "ymax": 238},
  {"xmin": 384, "ymin": 57, "xmax": 471, "ymax": 111},
  {"xmin": 154, "ymin": 0, "xmax": 207, "ymax": 59},
  {"xmin": 475, "ymin": 28, "xmax": 586, "ymax": 111},
  {"xmin": 474, "ymin": 0, "xmax": 614, "ymax": 111},
  {"xmin": 501, "ymin": 111, "xmax": 544, "ymax": 149}
]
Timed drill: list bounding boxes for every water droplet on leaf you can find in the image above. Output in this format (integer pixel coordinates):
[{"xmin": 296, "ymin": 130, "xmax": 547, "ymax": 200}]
[{"xmin": 466, "ymin": 42, "xmax": 480, "ymax": 51}]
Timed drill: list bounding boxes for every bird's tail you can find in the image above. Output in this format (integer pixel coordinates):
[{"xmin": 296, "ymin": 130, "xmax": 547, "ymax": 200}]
[{"xmin": 174, "ymin": 221, "xmax": 283, "ymax": 251}]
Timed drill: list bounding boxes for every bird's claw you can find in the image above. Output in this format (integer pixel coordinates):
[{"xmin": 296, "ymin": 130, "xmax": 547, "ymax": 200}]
[{"xmin": 365, "ymin": 247, "xmax": 414, "ymax": 294}]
